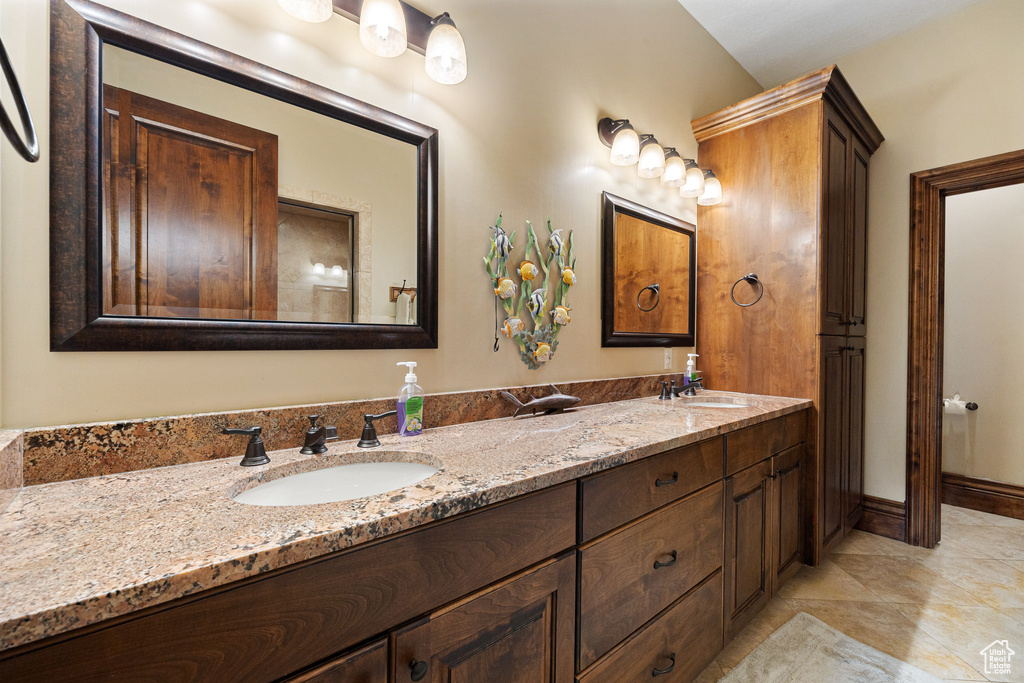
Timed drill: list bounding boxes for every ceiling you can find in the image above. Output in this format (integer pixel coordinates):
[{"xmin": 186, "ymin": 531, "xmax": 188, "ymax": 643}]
[{"xmin": 677, "ymin": 0, "xmax": 987, "ymax": 87}]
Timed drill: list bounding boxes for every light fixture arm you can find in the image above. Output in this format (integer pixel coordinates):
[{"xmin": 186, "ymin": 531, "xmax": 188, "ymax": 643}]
[
  {"xmin": 597, "ymin": 117, "xmax": 634, "ymax": 148},
  {"xmin": 430, "ymin": 11, "xmax": 456, "ymax": 29}
]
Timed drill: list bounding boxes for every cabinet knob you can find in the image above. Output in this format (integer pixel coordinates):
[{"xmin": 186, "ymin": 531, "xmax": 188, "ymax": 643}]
[
  {"xmin": 652, "ymin": 652, "xmax": 676, "ymax": 676},
  {"xmin": 409, "ymin": 659, "xmax": 428, "ymax": 681}
]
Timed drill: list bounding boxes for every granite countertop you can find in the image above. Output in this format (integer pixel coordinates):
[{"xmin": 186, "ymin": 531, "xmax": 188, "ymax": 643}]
[{"xmin": 0, "ymin": 390, "xmax": 811, "ymax": 653}]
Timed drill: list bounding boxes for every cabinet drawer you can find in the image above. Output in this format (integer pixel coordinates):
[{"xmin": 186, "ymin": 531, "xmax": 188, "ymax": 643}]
[
  {"xmin": 0, "ymin": 484, "xmax": 577, "ymax": 683},
  {"xmin": 284, "ymin": 638, "xmax": 387, "ymax": 682},
  {"xmin": 579, "ymin": 437, "xmax": 723, "ymax": 542},
  {"xmin": 578, "ymin": 572, "xmax": 723, "ymax": 683},
  {"xmin": 578, "ymin": 482, "xmax": 723, "ymax": 670},
  {"xmin": 726, "ymin": 411, "xmax": 806, "ymax": 476}
]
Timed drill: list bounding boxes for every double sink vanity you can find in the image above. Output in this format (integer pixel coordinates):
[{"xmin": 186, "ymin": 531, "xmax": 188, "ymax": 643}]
[{"xmin": 0, "ymin": 390, "xmax": 810, "ymax": 682}]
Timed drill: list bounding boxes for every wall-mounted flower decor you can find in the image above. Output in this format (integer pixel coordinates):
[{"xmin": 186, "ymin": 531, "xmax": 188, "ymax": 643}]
[{"xmin": 484, "ymin": 214, "xmax": 576, "ymax": 369}]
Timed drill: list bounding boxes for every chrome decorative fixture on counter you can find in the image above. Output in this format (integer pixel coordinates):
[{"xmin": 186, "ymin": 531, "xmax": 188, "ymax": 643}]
[
  {"xmin": 277, "ymin": 0, "xmax": 467, "ymax": 85},
  {"xmin": 597, "ymin": 116, "xmax": 721, "ymax": 205}
]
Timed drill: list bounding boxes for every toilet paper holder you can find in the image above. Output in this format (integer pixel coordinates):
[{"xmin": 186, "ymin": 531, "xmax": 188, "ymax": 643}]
[
  {"xmin": 943, "ymin": 395, "xmax": 978, "ymax": 412},
  {"xmin": 966, "ymin": 401, "xmax": 978, "ymax": 411}
]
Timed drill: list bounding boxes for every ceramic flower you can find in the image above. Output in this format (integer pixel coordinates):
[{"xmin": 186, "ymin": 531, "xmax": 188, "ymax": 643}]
[
  {"xmin": 561, "ymin": 267, "xmax": 576, "ymax": 287},
  {"xmin": 494, "ymin": 277, "xmax": 516, "ymax": 299}
]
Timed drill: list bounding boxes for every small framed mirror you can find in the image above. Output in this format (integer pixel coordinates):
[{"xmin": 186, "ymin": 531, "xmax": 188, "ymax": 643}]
[
  {"xmin": 601, "ymin": 192, "xmax": 695, "ymax": 347},
  {"xmin": 50, "ymin": 0, "xmax": 437, "ymax": 351}
]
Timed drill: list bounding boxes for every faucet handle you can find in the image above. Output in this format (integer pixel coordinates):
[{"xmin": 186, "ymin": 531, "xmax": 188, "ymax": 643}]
[
  {"xmin": 358, "ymin": 411, "xmax": 398, "ymax": 448},
  {"xmin": 306, "ymin": 415, "xmax": 320, "ymax": 428},
  {"xmin": 222, "ymin": 426, "xmax": 270, "ymax": 467}
]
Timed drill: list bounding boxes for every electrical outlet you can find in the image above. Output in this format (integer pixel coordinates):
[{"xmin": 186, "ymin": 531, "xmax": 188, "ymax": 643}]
[{"xmin": 664, "ymin": 348, "xmax": 672, "ymax": 370}]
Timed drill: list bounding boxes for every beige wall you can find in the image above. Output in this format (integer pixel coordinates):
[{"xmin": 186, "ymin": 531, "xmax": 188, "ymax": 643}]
[
  {"xmin": 942, "ymin": 184, "xmax": 1024, "ymax": 487},
  {"xmin": 836, "ymin": 0, "xmax": 1024, "ymax": 501},
  {"xmin": 0, "ymin": 0, "xmax": 759, "ymax": 427}
]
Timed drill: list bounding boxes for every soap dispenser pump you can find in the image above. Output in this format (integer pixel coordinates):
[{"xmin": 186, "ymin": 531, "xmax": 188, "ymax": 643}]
[{"xmin": 396, "ymin": 362, "xmax": 424, "ymax": 436}]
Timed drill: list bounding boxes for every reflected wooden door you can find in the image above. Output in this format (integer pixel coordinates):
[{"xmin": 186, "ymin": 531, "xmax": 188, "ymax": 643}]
[
  {"xmin": 102, "ymin": 85, "xmax": 278, "ymax": 319},
  {"xmin": 613, "ymin": 213, "xmax": 692, "ymax": 335}
]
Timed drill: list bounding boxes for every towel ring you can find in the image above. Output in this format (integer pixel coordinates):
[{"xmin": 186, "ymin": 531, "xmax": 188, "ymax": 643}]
[
  {"xmin": 0, "ymin": 37, "xmax": 39, "ymax": 163},
  {"xmin": 637, "ymin": 283, "xmax": 660, "ymax": 312},
  {"xmin": 730, "ymin": 273, "xmax": 764, "ymax": 307}
]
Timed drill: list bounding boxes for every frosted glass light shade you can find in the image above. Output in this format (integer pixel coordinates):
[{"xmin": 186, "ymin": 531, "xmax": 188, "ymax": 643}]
[
  {"xmin": 313, "ymin": 262, "xmax": 326, "ymax": 275},
  {"xmin": 277, "ymin": 0, "xmax": 332, "ymax": 22},
  {"xmin": 679, "ymin": 160, "xmax": 706, "ymax": 198},
  {"xmin": 697, "ymin": 171, "xmax": 723, "ymax": 206},
  {"xmin": 609, "ymin": 125, "xmax": 640, "ymax": 166},
  {"xmin": 425, "ymin": 15, "xmax": 467, "ymax": 84},
  {"xmin": 661, "ymin": 151, "xmax": 685, "ymax": 188},
  {"xmin": 359, "ymin": 0, "xmax": 408, "ymax": 58},
  {"xmin": 637, "ymin": 138, "xmax": 666, "ymax": 178}
]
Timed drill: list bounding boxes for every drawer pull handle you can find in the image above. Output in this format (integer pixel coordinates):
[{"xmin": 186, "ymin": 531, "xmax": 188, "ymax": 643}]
[
  {"xmin": 410, "ymin": 659, "xmax": 428, "ymax": 681},
  {"xmin": 653, "ymin": 550, "xmax": 677, "ymax": 569},
  {"xmin": 652, "ymin": 652, "xmax": 676, "ymax": 676},
  {"xmin": 655, "ymin": 472, "xmax": 678, "ymax": 487}
]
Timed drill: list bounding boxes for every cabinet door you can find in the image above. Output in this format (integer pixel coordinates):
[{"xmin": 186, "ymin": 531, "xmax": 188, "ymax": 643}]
[
  {"xmin": 843, "ymin": 338, "xmax": 866, "ymax": 532},
  {"xmin": 392, "ymin": 553, "xmax": 575, "ymax": 683},
  {"xmin": 819, "ymin": 335, "xmax": 847, "ymax": 555},
  {"xmin": 820, "ymin": 107, "xmax": 851, "ymax": 336},
  {"xmin": 724, "ymin": 459, "xmax": 773, "ymax": 641},
  {"xmin": 285, "ymin": 639, "xmax": 387, "ymax": 683},
  {"xmin": 772, "ymin": 444, "xmax": 805, "ymax": 589},
  {"xmin": 848, "ymin": 140, "xmax": 870, "ymax": 335}
]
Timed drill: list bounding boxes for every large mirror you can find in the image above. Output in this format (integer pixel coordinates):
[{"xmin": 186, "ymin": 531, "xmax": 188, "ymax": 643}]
[
  {"xmin": 50, "ymin": 0, "xmax": 437, "ymax": 351},
  {"xmin": 601, "ymin": 192, "xmax": 695, "ymax": 347}
]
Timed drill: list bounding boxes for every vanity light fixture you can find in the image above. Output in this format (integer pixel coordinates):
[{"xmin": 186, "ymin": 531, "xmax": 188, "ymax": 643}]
[
  {"xmin": 697, "ymin": 169, "xmax": 723, "ymax": 206},
  {"xmin": 679, "ymin": 159, "xmax": 706, "ymax": 198},
  {"xmin": 277, "ymin": 0, "xmax": 333, "ymax": 23},
  {"xmin": 661, "ymin": 148, "xmax": 685, "ymax": 188},
  {"xmin": 280, "ymin": 0, "xmax": 469, "ymax": 84},
  {"xmin": 313, "ymin": 262, "xmax": 326, "ymax": 275},
  {"xmin": 359, "ymin": 0, "xmax": 408, "ymax": 58},
  {"xmin": 637, "ymin": 135, "xmax": 666, "ymax": 179},
  {"xmin": 425, "ymin": 13, "xmax": 467, "ymax": 84},
  {"xmin": 597, "ymin": 118, "xmax": 640, "ymax": 166},
  {"xmin": 331, "ymin": 265, "xmax": 345, "ymax": 276}
]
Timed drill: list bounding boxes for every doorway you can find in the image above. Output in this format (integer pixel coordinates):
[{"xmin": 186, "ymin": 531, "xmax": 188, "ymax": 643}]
[{"xmin": 906, "ymin": 148, "xmax": 1024, "ymax": 548}]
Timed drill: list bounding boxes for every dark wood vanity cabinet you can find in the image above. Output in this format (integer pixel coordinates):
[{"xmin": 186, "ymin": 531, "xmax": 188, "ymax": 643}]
[
  {"xmin": 724, "ymin": 417, "xmax": 807, "ymax": 641},
  {"xmin": 692, "ymin": 65, "xmax": 882, "ymax": 565},
  {"xmin": 0, "ymin": 413, "xmax": 812, "ymax": 683}
]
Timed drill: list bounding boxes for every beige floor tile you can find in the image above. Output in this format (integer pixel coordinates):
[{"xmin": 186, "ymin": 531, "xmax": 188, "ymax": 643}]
[
  {"xmin": 693, "ymin": 658, "xmax": 724, "ymax": 682},
  {"xmin": 942, "ymin": 504, "xmax": 996, "ymax": 526},
  {"xmin": 998, "ymin": 607, "xmax": 1024, "ymax": 626},
  {"xmin": 830, "ymin": 553, "xmax": 986, "ymax": 606},
  {"xmin": 1002, "ymin": 560, "xmax": 1024, "ymax": 573},
  {"xmin": 775, "ymin": 556, "xmax": 882, "ymax": 602},
  {"xmin": 783, "ymin": 599, "xmax": 987, "ymax": 681},
  {"xmin": 916, "ymin": 555, "xmax": 1024, "ymax": 609},
  {"xmin": 715, "ymin": 598, "xmax": 797, "ymax": 670},
  {"xmin": 891, "ymin": 603, "xmax": 1024, "ymax": 682},
  {"xmin": 840, "ymin": 529, "xmax": 993, "ymax": 561},
  {"xmin": 943, "ymin": 522, "xmax": 1024, "ymax": 561}
]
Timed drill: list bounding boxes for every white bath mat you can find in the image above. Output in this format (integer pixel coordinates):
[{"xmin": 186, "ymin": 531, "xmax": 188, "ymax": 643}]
[{"xmin": 720, "ymin": 612, "xmax": 943, "ymax": 683}]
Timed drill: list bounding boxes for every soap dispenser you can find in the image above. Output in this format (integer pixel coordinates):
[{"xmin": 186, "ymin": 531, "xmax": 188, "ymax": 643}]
[
  {"xmin": 685, "ymin": 353, "xmax": 699, "ymax": 385},
  {"xmin": 396, "ymin": 362, "xmax": 424, "ymax": 436}
]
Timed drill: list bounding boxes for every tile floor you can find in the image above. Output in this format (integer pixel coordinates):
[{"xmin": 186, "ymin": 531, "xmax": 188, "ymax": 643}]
[{"xmin": 697, "ymin": 504, "xmax": 1024, "ymax": 682}]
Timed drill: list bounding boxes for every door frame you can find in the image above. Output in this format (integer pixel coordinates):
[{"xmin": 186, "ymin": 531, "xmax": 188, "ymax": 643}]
[{"xmin": 906, "ymin": 148, "xmax": 1024, "ymax": 547}]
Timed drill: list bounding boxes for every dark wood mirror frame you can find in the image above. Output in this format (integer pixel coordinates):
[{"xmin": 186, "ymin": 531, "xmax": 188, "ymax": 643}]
[
  {"xmin": 601, "ymin": 192, "xmax": 696, "ymax": 347},
  {"xmin": 49, "ymin": 0, "xmax": 438, "ymax": 351}
]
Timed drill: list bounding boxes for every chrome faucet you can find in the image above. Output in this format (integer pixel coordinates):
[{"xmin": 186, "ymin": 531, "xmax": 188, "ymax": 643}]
[{"xmin": 222, "ymin": 426, "xmax": 270, "ymax": 466}]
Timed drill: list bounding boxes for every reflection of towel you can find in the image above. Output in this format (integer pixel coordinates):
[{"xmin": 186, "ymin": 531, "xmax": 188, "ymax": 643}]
[{"xmin": 396, "ymin": 292, "xmax": 414, "ymax": 324}]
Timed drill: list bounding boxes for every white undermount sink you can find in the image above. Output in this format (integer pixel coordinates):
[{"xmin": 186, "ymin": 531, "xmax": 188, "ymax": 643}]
[
  {"xmin": 231, "ymin": 457, "xmax": 439, "ymax": 506},
  {"xmin": 677, "ymin": 396, "xmax": 750, "ymax": 409}
]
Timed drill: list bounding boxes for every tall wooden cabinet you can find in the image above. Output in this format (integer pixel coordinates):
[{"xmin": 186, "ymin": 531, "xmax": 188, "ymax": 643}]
[{"xmin": 691, "ymin": 66, "xmax": 882, "ymax": 563}]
